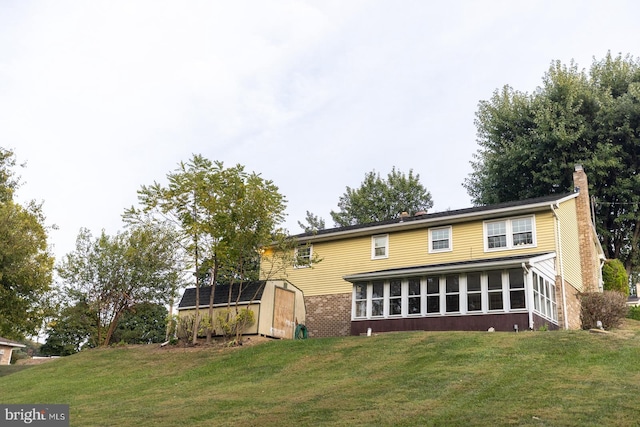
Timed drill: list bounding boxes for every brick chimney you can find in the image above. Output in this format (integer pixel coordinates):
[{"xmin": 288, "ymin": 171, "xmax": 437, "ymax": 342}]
[{"xmin": 573, "ymin": 164, "xmax": 600, "ymax": 292}]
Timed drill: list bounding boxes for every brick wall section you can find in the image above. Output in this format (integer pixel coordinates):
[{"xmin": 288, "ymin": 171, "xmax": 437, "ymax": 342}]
[
  {"xmin": 304, "ymin": 293, "xmax": 352, "ymax": 337},
  {"xmin": 555, "ymin": 277, "xmax": 583, "ymax": 330},
  {"xmin": 573, "ymin": 165, "xmax": 600, "ymax": 293}
]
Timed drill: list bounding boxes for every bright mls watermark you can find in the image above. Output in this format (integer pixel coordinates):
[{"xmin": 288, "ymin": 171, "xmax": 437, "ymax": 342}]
[{"xmin": 1, "ymin": 405, "xmax": 68, "ymax": 426}]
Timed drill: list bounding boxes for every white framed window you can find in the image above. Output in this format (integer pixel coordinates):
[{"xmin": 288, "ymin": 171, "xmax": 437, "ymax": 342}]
[
  {"xmin": 389, "ymin": 279, "xmax": 402, "ymax": 316},
  {"xmin": 371, "ymin": 234, "xmax": 389, "ymax": 259},
  {"xmin": 407, "ymin": 278, "xmax": 422, "ymax": 315},
  {"xmin": 445, "ymin": 275, "xmax": 460, "ymax": 313},
  {"xmin": 487, "ymin": 271, "xmax": 504, "ymax": 310},
  {"xmin": 533, "ymin": 272, "xmax": 557, "ymax": 321},
  {"xmin": 508, "ymin": 268, "xmax": 526, "ymax": 309},
  {"xmin": 484, "ymin": 216, "xmax": 535, "ymax": 252},
  {"xmin": 466, "ymin": 272, "xmax": 482, "ymax": 312},
  {"xmin": 426, "ymin": 276, "xmax": 440, "ymax": 314},
  {"xmin": 354, "ymin": 283, "xmax": 367, "ymax": 318},
  {"xmin": 351, "ymin": 268, "xmax": 547, "ymax": 322},
  {"xmin": 294, "ymin": 245, "xmax": 312, "ymax": 268},
  {"xmin": 371, "ymin": 281, "xmax": 384, "ymax": 317},
  {"xmin": 429, "ymin": 226, "xmax": 452, "ymax": 253}
]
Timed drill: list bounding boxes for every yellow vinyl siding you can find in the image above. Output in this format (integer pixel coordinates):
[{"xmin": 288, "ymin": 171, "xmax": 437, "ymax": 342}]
[
  {"xmin": 275, "ymin": 211, "xmax": 559, "ymax": 297},
  {"xmin": 555, "ymin": 198, "xmax": 583, "ymax": 291}
]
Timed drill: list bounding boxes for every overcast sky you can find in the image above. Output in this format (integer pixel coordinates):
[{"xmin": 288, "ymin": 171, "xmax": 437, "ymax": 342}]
[{"xmin": 2, "ymin": 0, "xmax": 639, "ymax": 263}]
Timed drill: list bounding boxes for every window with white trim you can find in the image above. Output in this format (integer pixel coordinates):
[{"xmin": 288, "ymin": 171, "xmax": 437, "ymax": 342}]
[
  {"xmin": 429, "ymin": 226, "xmax": 452, "ymax": 253},
  {"xmin": 371, "ymin": 281, "xmax": 384, "ymax": 316},
  {"xmin": 371, "ymin": 235, "xmax": 389, "ymax": 259},
  {"xmin": 533, "ymin": 272, "xmax": 557, "ymax": 321},
  {"xmin": 351, "ymin": 268, "xmax": 534, "ymax": 321},
  {"xmin": 354, "ymin": 283, "xmax": 367, "ymax": 318},
  {"xmin": 508, "ymin": 269, "xmax": 526, "ymax": 309},
  {"xmin": 294, "ymin": 245, "xmax": 312, "ymax": 268},
  {"xmin": 445, "ymin": 275, "xmax": 460, "ymax": 313},
  {"xmin": 487, "ymin": 271, "xmax": 503, "ymax": 310},
  {"xmin": 408, "ymin": 278, "xmax": 422, "ymax": 315},
  {"xmin": 466, "ymin": 272, "xmax": 482, "ymax": 312},
  {"xmin": 389, "ymin": 279, "xmax": 402, "ymax": 316},
  {"xmin": 426, "ymin": 276, "xmax": 440, "ymax": 314},
  {"xmin": 484, "ymin": 216, "xmax": 535, "ymax": 251}
]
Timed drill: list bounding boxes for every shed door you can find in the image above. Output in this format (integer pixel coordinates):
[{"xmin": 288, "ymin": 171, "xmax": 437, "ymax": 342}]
[{"xmin": 272, "ymin": 287, "xmax": 295, "ymax": 339}]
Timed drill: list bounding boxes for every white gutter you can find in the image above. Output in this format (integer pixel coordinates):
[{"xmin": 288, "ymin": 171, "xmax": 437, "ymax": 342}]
[
  {"xmin": 0, "ymin": 340, "xmax": 25, "ymax": 348},
  {"xmin": 551, "ymin": 203, "xmax": 569, "ymax": 330},
  {"xmin": 296, "ymin": 194, "xmax": 579, "ymax": 244},
  {"xmin": 343, "ymin": 255, "xmax": 552, "ymax": 282},
  {"xmin": 522, "ymin": 262, "xmax": 534, "ymax": 330}
]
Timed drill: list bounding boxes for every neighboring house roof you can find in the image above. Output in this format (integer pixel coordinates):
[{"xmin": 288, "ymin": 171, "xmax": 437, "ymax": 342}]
[
  {"xmin": 178, "ymin": 281, "xmax": 266, "ymax": 310},
  {"xmin": 0, "ymin": 337, "xmax": 26, "ymax": 348},
  {"xmin": 294, "ymin": 192, "xmax": 578, "ymax": 243},
  {"xmin": 344, "ymin": 252, "xmax": 555, "ymax": 282}
]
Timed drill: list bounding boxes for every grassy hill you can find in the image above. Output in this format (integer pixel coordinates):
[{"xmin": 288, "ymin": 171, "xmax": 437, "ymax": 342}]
[{"xmin": 2, "ymin": 322, "xmax": 640, "ymax": 427}]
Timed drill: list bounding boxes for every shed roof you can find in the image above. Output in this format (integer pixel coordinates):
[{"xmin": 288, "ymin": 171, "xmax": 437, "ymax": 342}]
[{"xmin": 178, "ymin": 281, "xmax": 266, "ymax": 310}]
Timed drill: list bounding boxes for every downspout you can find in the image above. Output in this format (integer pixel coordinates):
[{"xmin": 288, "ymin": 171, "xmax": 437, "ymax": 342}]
[
  {"xmin": 521, "ymin": 262, "xmax": 533, "ymax": 330},
  {"xmin": 551, "ymin": 203, "xmax": 569, "ymax": 330}
]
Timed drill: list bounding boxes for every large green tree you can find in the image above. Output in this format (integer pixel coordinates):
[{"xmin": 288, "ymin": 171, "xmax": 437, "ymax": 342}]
[
  {"xmin": 111, "ymin": 302, "xmax": 168, "ymax": 345},
  {"xmin": 330, "ymin": 167, "xmax": 433, "ymax": 227},
  {"xmin": 124, "ymin": 155, "xmax": 290, "ymax": 344},
  {"xmin": 465, "ymin": 52, "xmax": 640, "ymax": 274},
  {"xmin": 40, "ymin": 299, "xmax": 97, "ymax": 356},
  {"xmin": 0, "ymin": 148, "xmax": 54, "ymax": 339},
  {"xmin": 57, "ymin": 224, "xmax": 185, "ymax": 346}
]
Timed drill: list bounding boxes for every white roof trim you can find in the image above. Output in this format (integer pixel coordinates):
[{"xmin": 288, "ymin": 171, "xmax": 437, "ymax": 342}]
[
  {"xmin": 0, "ymin": 340, "xmax": 25, "ymax": 348},
  {"xmin": 177, "ymin": 300, "xmax": 261, "ymax": 311},
  {"xmin": 297, "ymin": 195, "xmax": 578, "ymax": 244},
  {"xmin": 344, "ymin": 253, "xmax": 557, "ymax": 282}
]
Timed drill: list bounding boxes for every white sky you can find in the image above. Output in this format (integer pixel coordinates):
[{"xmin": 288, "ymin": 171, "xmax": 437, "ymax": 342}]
[{"xmin": 2, "ymin": 0, "xmax": 639, "ymax": 263}]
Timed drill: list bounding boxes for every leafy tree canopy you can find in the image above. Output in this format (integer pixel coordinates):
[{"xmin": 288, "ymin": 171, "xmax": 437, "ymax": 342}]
[
  {"xmin": 602, "ymin": 259, "xmax": 630, "ymax": 296},
  {"xmin": 57, "ymin": 224, "xmax": 185, "ymax": 346},
  {"xmin": 111, "ymin": 302, "xmax": 168, "ymax": 345},
  {"xmin": 330, "ymin": 167, "xmax": 433, "ymax": 227},
  {"xmin": 298, "ymin": 210, "xmax": 325, "ymax": 233},
  {"xmin": 464, "ymin": 52, "xmax": 640, "ymax": 273},
  {"xmin": 0, "ymin": 147, "xmax": 54, "ymax": 339},
  {"xmin": 41, "ymin": 299, "xmax": 97, "ymax": 356},
  {"xmin": 124, "ymin": 155, "xmax": 290, "ymax": 343}
]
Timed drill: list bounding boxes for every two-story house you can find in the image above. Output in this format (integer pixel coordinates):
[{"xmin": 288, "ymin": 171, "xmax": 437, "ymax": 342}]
[{"xmin": 267, "ymin": 165, "xmax": 604, "ymax": 337}]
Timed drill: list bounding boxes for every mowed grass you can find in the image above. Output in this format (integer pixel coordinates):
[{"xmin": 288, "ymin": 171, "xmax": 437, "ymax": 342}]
[{"xmin": 2, "ymin": 321, "xmax": 640, "ymax": 427}]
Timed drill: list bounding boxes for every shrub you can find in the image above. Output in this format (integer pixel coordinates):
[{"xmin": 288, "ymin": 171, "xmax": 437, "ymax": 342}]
[
  {"xmin": 602, "ymin": 259, "xmax": 629, "ymax": 296},
  {"xmin": 215, "ymin": 308, "xmax": 256, "ymax": 341},
  {"xmin": 176, "ymin": 314, "xmax": 211, "ymax": 341},
  {"xmin": 627, "ymin": 305, "xmax": 640, "ymax": 321},
  {"xmin": 580, "ymin": 291, "xmax": 628, "ymax": 330}
]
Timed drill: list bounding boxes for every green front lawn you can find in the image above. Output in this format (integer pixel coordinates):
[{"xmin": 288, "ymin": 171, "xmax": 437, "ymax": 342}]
[{"xmin": 2, "ymin": 321, "xmax": 640, "ymax": 426}]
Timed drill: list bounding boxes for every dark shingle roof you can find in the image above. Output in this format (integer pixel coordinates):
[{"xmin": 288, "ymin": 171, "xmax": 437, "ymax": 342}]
[
  {"xmin": 178, "ymin": 281, "xmax": 266, "ymax": 309},
  {"xmin": 293, "ymin": 192, "xmax": 575, "ymax": 239}
]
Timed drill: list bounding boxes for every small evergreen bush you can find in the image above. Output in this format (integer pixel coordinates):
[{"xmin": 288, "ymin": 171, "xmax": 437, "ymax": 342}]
[
  {"xmin": 627, "ymin": 305, "xmax": 640, "ymax": 321},
  {"xmin": 580, "ymin": 291, "xmax": 628, "ymax": 330},
  {"xmin": 602, "ymin": 259, "xmax": 629, "ymax": 296}
]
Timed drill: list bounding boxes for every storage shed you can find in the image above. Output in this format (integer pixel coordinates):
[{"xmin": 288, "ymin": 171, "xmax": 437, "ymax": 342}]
[{"xmin": 177, "ymin": 280, "xmax": 305, "ymax": 339}]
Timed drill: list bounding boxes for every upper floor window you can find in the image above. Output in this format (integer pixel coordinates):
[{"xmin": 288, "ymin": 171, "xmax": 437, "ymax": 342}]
[
  {"xmin": 372, "ymin": 234, "xmax": 389, "ymax": 259},
  {"xmin": 294, "ymin": 245, "xmax": 312, "ymax": 268},
  {"xmin": 429, "ymin": 226, "xmax": 452, "ymax": 253},
  {"xmin": 484, "ymin": 216, "xmax": 535, "ymax": 251}
]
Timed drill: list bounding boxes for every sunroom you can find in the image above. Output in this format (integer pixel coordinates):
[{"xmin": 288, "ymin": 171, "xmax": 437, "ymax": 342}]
[{"xmin": 344, "ymin": 253, "xmax": 559, "ymax": 335}]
